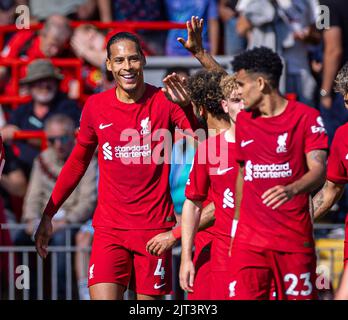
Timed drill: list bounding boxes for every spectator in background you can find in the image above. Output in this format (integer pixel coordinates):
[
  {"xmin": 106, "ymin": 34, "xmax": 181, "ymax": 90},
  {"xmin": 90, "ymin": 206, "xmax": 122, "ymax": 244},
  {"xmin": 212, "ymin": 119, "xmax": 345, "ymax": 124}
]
[
  {"xmin": 97, "ymin": 0, "xmax": 167, "ymax": 55},
  {"xmin": 1, "ymin": 59, "xmax": 81, "ymax": 177},
  {"xmin": 28, "ymin": 0, "xmax": 97, "ymax": 21},
  {"xmin": 236, "ymin": 0, "xmax": 320, "ymax": 106},
  {"xmin": 319, "ymin": 0, "xmax": 348, "ymax": 143},
  {"xmin": 0, "ymin": 15, "xmax": 76, "ymax": 97},
  {"xmin": 15, "ymin": 114, "xmax": 97, "ymax": 299},
  {"xmin": 219, "ymin": 0, "xmax": 246, "ymax": 55},
  {"xmin": 165, "ymin": 0, "xmax": 220, "ymax": 56},
  {"xmin": 71, "ymin": 24, "xmax": 106, "ymax": 94}
]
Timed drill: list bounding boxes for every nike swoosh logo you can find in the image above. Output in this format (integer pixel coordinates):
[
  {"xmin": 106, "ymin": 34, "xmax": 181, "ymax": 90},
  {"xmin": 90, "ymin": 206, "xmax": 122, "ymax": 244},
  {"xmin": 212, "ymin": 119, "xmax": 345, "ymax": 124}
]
[
  {"xmin": 241, "ymin": 139, "xmax": 254, "ymax": 147},
  {"xmin": 99, "ymin": 123, "xmax": 113, "ymax": 130},
  {"xmin": 154, "ymin": 283, "xmax": 166, "ymax": 289},
  {"xmin": 217, "ymin": 167, "xmax": 234, "ymax": 175},
  {"xmin": 346, "ymin": 154, "xmax": 348, "ymax": 160}
]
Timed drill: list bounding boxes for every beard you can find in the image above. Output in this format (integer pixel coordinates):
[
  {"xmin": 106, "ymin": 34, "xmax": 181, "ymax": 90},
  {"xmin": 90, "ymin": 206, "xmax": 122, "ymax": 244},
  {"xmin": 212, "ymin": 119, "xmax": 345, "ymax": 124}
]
[{"xmin": 31, "ymin": 90, "xmax": 56, "ymax": 105}]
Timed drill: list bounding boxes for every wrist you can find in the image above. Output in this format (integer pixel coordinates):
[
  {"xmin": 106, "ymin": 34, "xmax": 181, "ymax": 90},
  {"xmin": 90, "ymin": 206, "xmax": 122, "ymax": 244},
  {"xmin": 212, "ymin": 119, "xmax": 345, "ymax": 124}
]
[
  {"xmin": 319, "ymin": 88, "xmax": 330, "ymax": 98},
  {"xmin": 194, "ymin": 48, "xmax": 206, "ymax": 59}
]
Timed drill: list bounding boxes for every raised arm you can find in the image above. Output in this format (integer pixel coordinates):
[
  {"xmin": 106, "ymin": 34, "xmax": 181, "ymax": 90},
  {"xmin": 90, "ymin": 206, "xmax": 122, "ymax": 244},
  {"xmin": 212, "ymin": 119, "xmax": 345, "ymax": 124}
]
[{"xmin": 177, "ymin": 16, "xmax": 227, "ymax": 75}]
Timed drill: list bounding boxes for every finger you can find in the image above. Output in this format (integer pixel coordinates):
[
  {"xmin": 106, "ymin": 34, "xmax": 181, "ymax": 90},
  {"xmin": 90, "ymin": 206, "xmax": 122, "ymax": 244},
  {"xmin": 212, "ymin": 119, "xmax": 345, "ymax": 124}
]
[
  {"xmin": 36, "ymin": 236, "xmax": 48, "ymax": 259},
  {"xmin": 199, "ymin": 18, "xmax": 204, "ymax": 31},
  {"xmin": 177, "ymin": 37, "xmax": 186, "ymax": 47},
  {"xmin": 156, "ymin": 246, "xmax": 165, "ymax": 256},
  {"xmin": 262, "ymin": 188, "xmax": 285, "ymax": 205},
  {"xmin": 272, "ymin": 198, "xmax": 289, "ymax": 210},
  {"xmin": 146, "ymin": 238, "xmax": 155, "ymax": 252},
  {"xmin": 147, "ymin": 241, "xmax": 159, "ymax": 255},
  {"xmin": 261, "ymin": 186, "xmax": 280, "ymax": 199},
  {"xmin": 152, "ymin": 243, "xmax": 163, "ymax": 256},
  {"xmin": 191, "ymin": 16, "xmax": 197, "ymax": 32},
  {"xmin": 186, "ymin": 20, "xmax": 193, "ymax": 38},
  {"xmin": 264, "ymin": 193, "xmax": 287, "ymax": 207},
  {"xmin": 189, "ymin": 268, "xmax": 195, "ymax": 288}
]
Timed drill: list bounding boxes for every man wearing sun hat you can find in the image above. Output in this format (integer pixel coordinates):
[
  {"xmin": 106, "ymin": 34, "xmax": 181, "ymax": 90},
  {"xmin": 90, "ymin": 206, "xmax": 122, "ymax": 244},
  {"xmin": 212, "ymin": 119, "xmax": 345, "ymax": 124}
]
[{"xmin": 1, "ymin": 59, "xmax": 81, "ymax": 177}]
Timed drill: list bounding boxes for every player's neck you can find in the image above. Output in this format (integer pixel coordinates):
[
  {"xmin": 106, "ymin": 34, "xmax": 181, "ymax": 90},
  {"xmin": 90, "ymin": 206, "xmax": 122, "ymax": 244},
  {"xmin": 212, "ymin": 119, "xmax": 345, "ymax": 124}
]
[
  {"xmin": 207, "ymin": 115, "xmax": 230, "ymax": 137},
  {"xmin": 258, "ymin": 92, "xmax": 288, "ymax": 117},
  {"xmin": 116, "ymin": 82, "xmax": 146, "ymax": 104}
]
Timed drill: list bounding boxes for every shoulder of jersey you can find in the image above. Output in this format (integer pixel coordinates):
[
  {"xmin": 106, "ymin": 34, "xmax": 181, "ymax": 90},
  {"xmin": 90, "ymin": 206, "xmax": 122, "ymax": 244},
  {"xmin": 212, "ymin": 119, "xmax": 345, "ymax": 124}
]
[{"xmin": 291, "ymin": 100, "xmax": 320, "ymax": 117}]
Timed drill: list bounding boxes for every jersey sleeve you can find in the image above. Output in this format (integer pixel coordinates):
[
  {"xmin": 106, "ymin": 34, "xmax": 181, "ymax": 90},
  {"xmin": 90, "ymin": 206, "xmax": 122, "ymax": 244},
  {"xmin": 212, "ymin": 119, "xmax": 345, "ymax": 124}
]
[
  {"xmin": 304, "ymin": 110, "xmax": 328, "ymax": 154},
  {"xmin": 185, "ymin": 142, "xmax": 210, "ymax": 202},
  {"xmin": 77, "ymin": 96, "xmax": 98, "ymax": 148},
  {"xmin": 327, "ymin": 127, "xmax": 348, "ymax": 184},
  {"xmin": 235, "ymin": 113, "xmax": 245, "ymax": 163}
]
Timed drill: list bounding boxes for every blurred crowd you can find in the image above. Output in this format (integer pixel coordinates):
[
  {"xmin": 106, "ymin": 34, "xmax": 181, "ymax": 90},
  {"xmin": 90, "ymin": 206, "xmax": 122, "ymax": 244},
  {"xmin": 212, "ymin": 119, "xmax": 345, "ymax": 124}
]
[{"xmin": 0, "ymin": 0, "xmax": 348, "ymax": 299}]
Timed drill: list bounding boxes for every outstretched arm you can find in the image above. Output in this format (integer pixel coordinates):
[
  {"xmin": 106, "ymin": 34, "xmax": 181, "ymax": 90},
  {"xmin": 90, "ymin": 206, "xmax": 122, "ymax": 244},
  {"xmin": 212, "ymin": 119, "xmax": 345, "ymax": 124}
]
[
  {"xmin": 178, "ymin": 16, "xmax": 227, "ymax": 75},
  {"xmin": 35, "ymin": 142, "xmax": 96, "ymax": 258}
]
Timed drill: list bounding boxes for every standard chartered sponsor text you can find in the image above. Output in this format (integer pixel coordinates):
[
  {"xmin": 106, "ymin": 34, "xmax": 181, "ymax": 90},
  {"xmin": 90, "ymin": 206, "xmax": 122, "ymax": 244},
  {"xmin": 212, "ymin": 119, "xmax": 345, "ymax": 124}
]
[
  {"xmin": 115, "ymin": 144, "xmax": 151, "ymax": 158},
  {"xmin": 248, "ymin": 161, "xmax": 292, "ymax": 180}
]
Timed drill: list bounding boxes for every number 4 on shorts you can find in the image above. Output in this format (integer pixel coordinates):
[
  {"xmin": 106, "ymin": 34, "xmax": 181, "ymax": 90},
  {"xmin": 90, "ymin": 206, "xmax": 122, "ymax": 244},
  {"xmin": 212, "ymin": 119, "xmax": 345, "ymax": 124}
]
[{"xmin": 154, "ymin": 259, "xmax": 165, "ymax": 279}]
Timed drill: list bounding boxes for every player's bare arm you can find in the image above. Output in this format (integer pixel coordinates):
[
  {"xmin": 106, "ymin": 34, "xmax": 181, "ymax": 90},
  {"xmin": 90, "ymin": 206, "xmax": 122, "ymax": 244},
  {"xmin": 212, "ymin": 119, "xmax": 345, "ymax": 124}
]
[
  {"xmin": 198, "ymin": 201, "xmax": 215, "ymax": 231},
  {"xmin": 177, "ymin": 16, "xmax": 226, "ymax": 75},
  {"xmin": 262, "ymin": 149, "xmax": 327, "ymax": 210},
  {"xmin": 313, "ymin": 180, "xmax": 345, "ymax": 221},
  {"xmin": 180, "ymin": 198, "xmax": 202, "ymax": 292},
  {"xmin": 146, "ymin": 202, "xmax": 215, "ymax": 256}
]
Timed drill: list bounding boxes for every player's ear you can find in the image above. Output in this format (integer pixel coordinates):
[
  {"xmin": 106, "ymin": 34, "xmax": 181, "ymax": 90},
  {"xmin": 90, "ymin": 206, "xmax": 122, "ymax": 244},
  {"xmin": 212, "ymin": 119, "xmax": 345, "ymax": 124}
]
[
  {"xmin": 106, "ymin": 58, "xmax": 112, "ymax": 72},
  {"xmin": 221, "ymin": 99, "xmax": 228, "ymax": 114},
  {"xmin": 257, "ymin": 76, "xmax": 266, "ymax": 92}
]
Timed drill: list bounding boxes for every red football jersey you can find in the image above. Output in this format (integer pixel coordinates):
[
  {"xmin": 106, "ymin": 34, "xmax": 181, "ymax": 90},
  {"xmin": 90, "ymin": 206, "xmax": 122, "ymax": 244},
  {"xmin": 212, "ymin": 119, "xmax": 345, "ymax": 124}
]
[
  {"xmin": 77, "ymin": 84, "xmax": 197, "ymax": 230},
  {"xmin": 327, "ymin": 123, "xmax": 348, "ymax": 264},
  {"xmin": 185, "ymin": 131, "xmax": 238, "ymax": 238},
  {"xmin": 234, "ymin": 100, "xmax": 328, "ymax": 253}
]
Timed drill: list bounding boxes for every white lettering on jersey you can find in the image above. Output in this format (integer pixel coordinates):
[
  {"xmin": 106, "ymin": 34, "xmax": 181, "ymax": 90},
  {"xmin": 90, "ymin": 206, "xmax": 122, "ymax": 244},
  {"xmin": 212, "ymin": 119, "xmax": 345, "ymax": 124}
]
[
  {"xmin": 244, "ymin": 161, "xmax": 293, "ymax": 181},
  {"xmin": 89, "ymin": 264, "xmax": 95, "ymax": 280},
  {"xmin": 229, "ymin": 281, "xmax": 237, "ymax": 298}
]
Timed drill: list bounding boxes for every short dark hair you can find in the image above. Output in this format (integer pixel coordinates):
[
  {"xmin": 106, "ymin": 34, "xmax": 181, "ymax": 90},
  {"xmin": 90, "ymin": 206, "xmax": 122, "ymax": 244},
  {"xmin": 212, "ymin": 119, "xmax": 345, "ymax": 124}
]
[
  {"xmin": 231, "ymin": 47, "xmax": 283, "ymax": 88},
  {"xmin": 106, "ymin": 32, "xmax": 145, "ymax": 59},
  {"xmin": 187, "ymin": 70, "xmax": 228, "ymax": 119}
]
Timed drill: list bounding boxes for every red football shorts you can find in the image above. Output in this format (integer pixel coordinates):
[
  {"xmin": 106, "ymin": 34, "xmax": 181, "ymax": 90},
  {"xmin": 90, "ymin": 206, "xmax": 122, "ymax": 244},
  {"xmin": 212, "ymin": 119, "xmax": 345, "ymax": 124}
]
[
  {"xmin": 187, "ymin": 230, "xmax": 213, "ymax": 300},
  {"xmin": 88, "ymin": 227, "xmax": 172, "ymax": 296},
  {"xmin": 228, "ymin": 243, "xmax": 318, "ymax": 300},
  {"xmin": 210, "ymin": 234, "xmax": 234, "ymax": 300}
]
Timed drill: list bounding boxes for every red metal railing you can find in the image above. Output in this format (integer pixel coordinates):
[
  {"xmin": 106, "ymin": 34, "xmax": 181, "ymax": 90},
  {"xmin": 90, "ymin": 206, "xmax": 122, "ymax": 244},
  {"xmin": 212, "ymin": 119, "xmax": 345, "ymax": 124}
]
[
  {"xmin": 0, "ymin": 21, "xmax": 186, "ymax": 51},
  {"xmin": 13, "ymin": 130, "xmax": 47, "ymax": 150}
]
